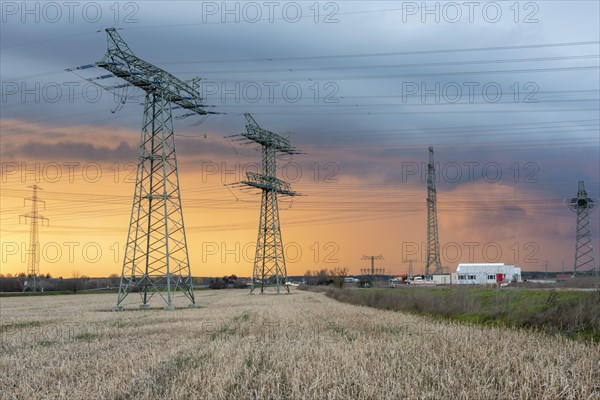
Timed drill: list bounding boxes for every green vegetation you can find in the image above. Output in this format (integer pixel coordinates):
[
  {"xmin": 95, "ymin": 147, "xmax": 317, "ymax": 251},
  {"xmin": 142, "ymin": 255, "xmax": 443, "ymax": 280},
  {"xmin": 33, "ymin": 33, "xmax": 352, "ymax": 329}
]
[
  {"xmin": 74, "ymin": 332, "xmax": 101, "ymax": 342},
  {"xmin": 319, "ymin": 287, "xmax": 600, "ymax": 342}
]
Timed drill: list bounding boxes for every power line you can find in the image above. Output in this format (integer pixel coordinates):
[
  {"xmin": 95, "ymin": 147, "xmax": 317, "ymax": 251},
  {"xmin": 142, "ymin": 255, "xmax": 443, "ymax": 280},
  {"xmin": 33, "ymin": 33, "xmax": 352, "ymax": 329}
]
[
  {"xmin": 191, "ymin": 65, "xmax": 600, "ymax": 83},
  {"xmin": 173, "ymin": 54, "xmax": 600, "ymax": 74},
  {"xmin": 157, "ymin": 41, "xmax": 600, "ymax": 65},
  {"xmin": 5, "ymin": 40, "xmax": 598, "ymax": 80}
]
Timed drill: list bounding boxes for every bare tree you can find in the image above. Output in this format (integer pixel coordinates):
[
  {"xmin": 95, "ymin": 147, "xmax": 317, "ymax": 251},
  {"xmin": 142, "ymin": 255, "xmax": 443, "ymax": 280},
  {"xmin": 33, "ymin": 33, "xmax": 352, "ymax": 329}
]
[
  {"xmin": 71, "ymin": 270, "xmax": 82, "ymax": 294},
  {"xmin": 304, "ymin": 269, "xmax": 334, "ymax": 285},
  {"xmin": 315, "ymin": 269, "xmax": 330, "ymax": 285},
  {"xmin": 108, "ymin": 273, "xmax": 120, "ymax": 287},
  {"xmin": 304, "ymin": 270, "xmax": 314, "ymax": 285},
  {"xmin": 331, "ymin": 266, "xmax": 350, "ymax": 288}
]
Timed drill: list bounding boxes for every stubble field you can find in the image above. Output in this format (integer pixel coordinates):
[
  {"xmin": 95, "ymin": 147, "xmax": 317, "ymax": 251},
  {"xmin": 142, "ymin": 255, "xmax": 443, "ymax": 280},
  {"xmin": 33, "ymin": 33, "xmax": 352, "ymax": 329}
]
[{"xmin": 1, "ymin": 289, "xmax": 599, "ymax": 399}]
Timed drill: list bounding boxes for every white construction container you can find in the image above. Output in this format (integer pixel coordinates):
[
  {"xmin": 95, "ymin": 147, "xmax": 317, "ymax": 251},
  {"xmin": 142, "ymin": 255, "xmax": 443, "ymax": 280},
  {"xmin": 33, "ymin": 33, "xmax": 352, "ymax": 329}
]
[
  {"xmin": 453, "ymin": 263, "xmax": 521, "ymax": 285},
  {"xmin": 430, "ymin": 274, "xmax": 452, "ymax": 285}
]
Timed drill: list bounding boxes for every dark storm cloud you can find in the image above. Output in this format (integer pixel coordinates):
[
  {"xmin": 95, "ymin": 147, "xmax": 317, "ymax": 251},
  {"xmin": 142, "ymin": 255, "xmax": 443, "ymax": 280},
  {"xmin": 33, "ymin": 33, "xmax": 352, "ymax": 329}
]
[{"xmin": 3, "ymin": 140, "xmax": 136, "ymax": 161}]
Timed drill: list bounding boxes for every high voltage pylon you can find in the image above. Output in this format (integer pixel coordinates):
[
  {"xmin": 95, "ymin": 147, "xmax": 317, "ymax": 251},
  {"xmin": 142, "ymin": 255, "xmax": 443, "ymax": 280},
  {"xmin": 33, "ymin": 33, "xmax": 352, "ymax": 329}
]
[
  {"xmin": 406, "ymin": 258, "xmax": 416, "ymax": 277},
  {"xmin": 236, "ymin": 113, "xmax": 299, "ymax": 294},
  {"xmin": 567, "ymin": 180, "xmax": 597, "ymax": 276},
  {"xmin": 361, "ymin": 254, "xmax": 385, "ymax": 285},
  {"xmin": 19, "ymin": 185, "xmax": 48, "ymax": 292},
  {"xmin": 425, "ymin": 146, "xmax": 443, "ymax": 276},
  {"xmin": 75, "ymin": 28, "xmax": 216, "ymax": 310}
]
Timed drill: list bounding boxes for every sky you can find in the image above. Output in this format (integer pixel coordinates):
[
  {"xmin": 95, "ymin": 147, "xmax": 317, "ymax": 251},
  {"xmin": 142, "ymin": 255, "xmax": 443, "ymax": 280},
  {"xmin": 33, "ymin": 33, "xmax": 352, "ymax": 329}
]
[{"xmin": 1, "ymin": 0, "xmax": 599, "ymax": 279}]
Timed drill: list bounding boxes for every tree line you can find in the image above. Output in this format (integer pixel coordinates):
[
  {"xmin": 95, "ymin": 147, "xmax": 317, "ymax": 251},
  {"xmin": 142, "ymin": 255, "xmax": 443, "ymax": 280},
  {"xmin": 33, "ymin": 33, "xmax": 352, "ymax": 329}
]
[{"xmin": 304, "ymin": 266, "xmax": 350, "ymax": 288}]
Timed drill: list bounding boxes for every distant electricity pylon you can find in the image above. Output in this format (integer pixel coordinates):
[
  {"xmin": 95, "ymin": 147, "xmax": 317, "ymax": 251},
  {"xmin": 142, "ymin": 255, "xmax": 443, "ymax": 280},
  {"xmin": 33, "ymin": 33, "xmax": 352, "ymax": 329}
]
[
  {"xmin": 237, "ymin": 114, "xmax": 299, "ymax": 294},
  {"xmin": 425, "ymin": 146, "xmax": 443, "ymax": 276},
  {"xmin": 19, "ymin": 185, "xmax": 48, "ymax": 292},
  {"xmin": 361, "ymin": 255, "xmax": 385, "ymax": 285},
  {"xmin": 76, "ymin": 28, "xmax": 216, "ymax": 310},
  {"xmin": 406, "ymin": 258, "xmax": 416, "ymax": 277},
  {"xmin": 567, "ymin": 180, "xmax": 597, "ymax": 276}
]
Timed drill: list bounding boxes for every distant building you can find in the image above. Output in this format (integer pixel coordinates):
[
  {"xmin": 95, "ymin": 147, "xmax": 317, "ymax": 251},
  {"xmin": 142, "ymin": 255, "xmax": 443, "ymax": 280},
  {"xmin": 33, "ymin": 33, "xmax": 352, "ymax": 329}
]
[
  {"xmin": 452, "ymin": 263, "xmax": 521, "ymax": 285},
  {"xmin": 430, "ymin": 274, "xmax": 452, "ymax": 285},
  {"xmin": 555, "ymin": 273, "xmax": 572, "ymax": 282}
]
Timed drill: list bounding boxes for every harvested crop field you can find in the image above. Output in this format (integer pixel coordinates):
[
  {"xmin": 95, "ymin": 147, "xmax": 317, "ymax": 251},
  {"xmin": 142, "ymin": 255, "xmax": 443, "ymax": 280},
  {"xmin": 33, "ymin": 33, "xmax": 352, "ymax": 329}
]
[{"xmin": 1, "ymin": 289, "xmax": 599, "ymax": 399}]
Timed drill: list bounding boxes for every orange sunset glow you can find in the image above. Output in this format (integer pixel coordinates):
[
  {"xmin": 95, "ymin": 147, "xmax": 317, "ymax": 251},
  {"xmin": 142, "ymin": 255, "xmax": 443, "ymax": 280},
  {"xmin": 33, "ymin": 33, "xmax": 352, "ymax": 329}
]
[{"xmin": 2, "ymin": 117, "xmax": 597, "ymax": 279}]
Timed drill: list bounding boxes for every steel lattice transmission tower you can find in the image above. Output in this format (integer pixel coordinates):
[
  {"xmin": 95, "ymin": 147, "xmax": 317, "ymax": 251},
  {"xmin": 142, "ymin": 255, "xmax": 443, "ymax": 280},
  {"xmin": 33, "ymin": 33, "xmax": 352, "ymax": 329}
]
[
  {"xmin": 567, "ymin": 180, "xmax": 597, "ymax": 276},
  {"xmin": 20, "ymin": 185, "xmax": 48, "ymax": 292},
  {"xmin": 87, "ymin": 28, "xmax": 215, "ymax": 310},
  {"xmin": 425, "ymin": 146, "xmax": 443, "ymax": 276},
  {"xmin": 237, "ymin": 113, "xmax": 299, "ymax": 294},
  {"xmin": 361, "ymin": 255, "xmax": 384, "ymax": 286},
  {"xmin": 406, "ymin": 258, "xmax": 416, "ymax": 277}
]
